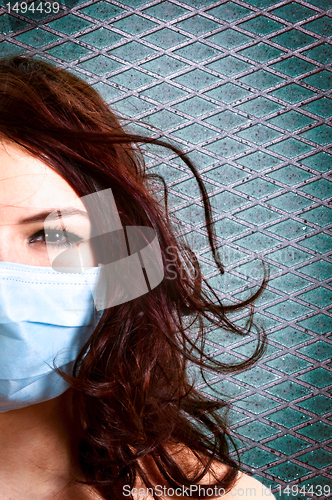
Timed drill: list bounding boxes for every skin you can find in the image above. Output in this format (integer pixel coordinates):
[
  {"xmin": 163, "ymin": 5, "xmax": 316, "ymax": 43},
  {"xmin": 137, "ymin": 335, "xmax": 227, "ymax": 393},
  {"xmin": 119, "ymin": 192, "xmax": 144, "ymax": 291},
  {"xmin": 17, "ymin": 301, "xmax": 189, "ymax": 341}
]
[{"xmin": 0, "ymin": 138, "xmax": 275, "ymax": 499}]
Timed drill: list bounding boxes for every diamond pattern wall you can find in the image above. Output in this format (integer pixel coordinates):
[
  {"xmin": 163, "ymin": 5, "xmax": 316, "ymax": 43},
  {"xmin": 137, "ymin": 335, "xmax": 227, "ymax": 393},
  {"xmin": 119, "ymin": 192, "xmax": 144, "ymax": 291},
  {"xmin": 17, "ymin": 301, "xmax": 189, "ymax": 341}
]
[{"xmin": 0, "ymin": 0, "xmax": 331, "ymax": 497}]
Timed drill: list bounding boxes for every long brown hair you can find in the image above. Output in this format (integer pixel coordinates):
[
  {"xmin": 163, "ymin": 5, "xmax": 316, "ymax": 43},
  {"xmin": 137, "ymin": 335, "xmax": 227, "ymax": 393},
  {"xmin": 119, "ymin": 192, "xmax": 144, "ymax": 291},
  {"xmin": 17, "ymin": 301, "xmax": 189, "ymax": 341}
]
[{"xmin": 0, "ymin": 56, "xmax": 267, "ymax": 499}]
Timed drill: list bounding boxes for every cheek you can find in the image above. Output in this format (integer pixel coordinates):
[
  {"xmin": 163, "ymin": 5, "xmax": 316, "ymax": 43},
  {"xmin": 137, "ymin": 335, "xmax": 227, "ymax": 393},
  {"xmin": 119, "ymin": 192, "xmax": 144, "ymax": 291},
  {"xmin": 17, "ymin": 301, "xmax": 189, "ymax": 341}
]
[
  {"xmin": 0, "ymin": 238, "xmax": 53, "ymax": 266},
  {"xmin": 24, "ymin": 242, "xmax": 54, "ymax": 267}
]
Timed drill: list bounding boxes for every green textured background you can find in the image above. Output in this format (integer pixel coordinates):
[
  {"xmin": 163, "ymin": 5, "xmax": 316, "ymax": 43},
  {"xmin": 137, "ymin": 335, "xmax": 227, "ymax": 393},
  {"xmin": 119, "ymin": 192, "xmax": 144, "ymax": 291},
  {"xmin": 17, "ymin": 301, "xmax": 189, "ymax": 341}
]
[{"xmin": 0, "ymin": 0, "xmax": 331, "ymax": 498}]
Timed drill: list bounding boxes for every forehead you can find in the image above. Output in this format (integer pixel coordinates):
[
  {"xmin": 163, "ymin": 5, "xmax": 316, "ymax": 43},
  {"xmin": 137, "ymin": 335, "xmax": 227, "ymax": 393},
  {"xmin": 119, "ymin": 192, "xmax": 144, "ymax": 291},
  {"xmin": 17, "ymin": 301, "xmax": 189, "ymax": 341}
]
[{"xmin": 0, "ymin": 139, "xmax": 83, "ymax": 210}]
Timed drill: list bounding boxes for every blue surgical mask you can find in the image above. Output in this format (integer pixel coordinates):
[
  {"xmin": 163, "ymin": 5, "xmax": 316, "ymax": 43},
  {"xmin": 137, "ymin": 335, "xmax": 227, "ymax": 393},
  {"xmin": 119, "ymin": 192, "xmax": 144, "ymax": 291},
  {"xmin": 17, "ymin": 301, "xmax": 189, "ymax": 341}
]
[{"xmin": 0, "ymin": 260, "xmax": 101, "ymax": 412}]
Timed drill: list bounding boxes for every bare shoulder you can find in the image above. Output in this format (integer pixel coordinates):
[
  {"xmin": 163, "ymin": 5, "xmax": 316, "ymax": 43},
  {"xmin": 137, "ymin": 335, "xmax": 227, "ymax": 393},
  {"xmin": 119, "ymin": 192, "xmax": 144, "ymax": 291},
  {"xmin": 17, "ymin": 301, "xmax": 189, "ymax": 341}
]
[
  {"xmin": 169, "ymin": 446, "xmax": 277, "ymax": 500},
  {"xmin": 223, "ymin": 471, "xmax": 277, "ymax": 500},
  {"xmin": 133, "ymin": 445, "xmax": 277, "ymax": 500}
]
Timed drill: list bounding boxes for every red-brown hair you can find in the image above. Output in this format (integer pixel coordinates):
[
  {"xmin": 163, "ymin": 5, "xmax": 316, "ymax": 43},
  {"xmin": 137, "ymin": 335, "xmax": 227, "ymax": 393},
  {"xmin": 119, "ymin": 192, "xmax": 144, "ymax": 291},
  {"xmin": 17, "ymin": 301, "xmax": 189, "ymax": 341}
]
[{"xmin": 0, "ymin": 56, "xmax": 267, "ymax": 499}]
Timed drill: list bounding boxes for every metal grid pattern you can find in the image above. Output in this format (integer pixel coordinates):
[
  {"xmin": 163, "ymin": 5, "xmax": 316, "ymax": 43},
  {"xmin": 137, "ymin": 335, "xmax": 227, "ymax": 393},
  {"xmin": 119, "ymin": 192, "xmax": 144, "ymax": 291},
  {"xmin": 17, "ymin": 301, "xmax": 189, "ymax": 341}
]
[{"xmin": 0, "ymin": 0, "xmax": 331, "ymax": 497}]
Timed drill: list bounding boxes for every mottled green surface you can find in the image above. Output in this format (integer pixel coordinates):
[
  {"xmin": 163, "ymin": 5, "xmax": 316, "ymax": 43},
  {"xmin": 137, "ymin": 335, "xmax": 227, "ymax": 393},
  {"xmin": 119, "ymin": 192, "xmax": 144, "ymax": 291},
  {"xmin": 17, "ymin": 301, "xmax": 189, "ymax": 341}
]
[{"xmin": 0, "ymin": 0, "xmax": 331, "ymax": 496}]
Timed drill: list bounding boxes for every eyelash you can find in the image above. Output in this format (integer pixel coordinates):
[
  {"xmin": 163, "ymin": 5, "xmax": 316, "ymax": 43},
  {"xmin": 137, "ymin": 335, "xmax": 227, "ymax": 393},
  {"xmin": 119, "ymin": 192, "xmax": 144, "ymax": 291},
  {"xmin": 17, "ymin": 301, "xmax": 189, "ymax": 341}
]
[{"xmin": 28, "ymin": 226, "xmax": 83, "ymax": 248}]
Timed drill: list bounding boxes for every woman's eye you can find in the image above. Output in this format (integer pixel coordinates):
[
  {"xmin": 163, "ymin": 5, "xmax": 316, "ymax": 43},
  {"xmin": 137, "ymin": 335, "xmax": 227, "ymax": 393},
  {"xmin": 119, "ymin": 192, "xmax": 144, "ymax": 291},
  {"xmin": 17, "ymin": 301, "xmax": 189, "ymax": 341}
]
[{"xmin": 28, "ymin": 229, "xmax": 82, "ymax": 247}]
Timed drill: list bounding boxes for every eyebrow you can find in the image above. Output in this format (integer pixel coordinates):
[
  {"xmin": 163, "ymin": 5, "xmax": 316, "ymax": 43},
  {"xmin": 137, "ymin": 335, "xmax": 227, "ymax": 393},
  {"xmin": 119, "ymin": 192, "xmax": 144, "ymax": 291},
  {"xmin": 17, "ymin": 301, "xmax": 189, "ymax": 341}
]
[{"xmin": 18, "ymin": 207, "xmax": 89, "ymax": 224}]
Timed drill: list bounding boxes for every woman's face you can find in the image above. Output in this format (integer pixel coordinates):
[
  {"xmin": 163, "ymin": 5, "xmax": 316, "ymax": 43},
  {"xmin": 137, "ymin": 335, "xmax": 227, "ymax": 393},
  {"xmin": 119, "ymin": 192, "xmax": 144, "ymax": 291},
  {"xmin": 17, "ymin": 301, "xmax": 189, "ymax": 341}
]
[{"xmin": 0, "ymin": 138, "xmax": 92, "ymax": 267}]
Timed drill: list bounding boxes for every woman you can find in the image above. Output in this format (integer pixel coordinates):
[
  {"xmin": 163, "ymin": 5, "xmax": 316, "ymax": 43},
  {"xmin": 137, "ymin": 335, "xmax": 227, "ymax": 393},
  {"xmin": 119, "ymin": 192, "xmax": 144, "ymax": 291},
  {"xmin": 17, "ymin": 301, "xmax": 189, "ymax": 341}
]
[{"xmin": 0, "ymin": 56, "xmax": 275, "ymax": 500}]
